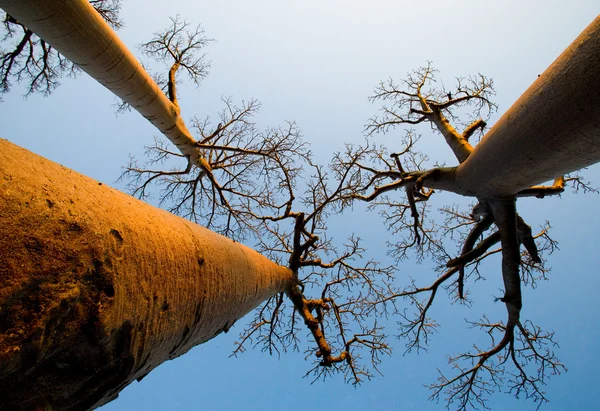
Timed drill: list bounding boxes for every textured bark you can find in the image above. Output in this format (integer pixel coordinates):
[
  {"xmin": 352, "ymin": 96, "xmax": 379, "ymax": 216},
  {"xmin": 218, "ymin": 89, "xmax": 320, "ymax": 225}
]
[
  {"xmin": 0, "ymin": 139, "xmax": 294, "ymax": 410},
  {"xmin": 455, "ymin": 16, "xmax": 600, "ymax": 196},
  {"xmin": 0, "ymin": 0, "xmax": 203, "ymax": 162}
]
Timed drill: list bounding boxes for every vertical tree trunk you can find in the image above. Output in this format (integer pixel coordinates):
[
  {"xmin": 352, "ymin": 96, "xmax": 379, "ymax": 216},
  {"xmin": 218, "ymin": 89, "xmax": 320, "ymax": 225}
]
[
  {"xmin": 0, "ymin": 139, "xmax": 294, "ymax": 410},
  {"xmin": 455, "ymin": 16, "xmax": 600, "ymax": 196}
]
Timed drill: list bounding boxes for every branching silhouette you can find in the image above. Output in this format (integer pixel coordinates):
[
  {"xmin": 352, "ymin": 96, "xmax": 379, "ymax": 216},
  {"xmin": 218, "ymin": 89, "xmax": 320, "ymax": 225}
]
[
  {"xmin": 115, "ymin": 15, "xmax": 211, "ymax": 114},
  {"xmin": 0, "ymin": 0, "xmax": 122, "ymax": 98},
  {"xmin": 117, "ymin": 21, "xmax": 593, "ymax": 409},
  {"xmin": 345, "ymin": 63, "xmax": 594, "ymax": 409},
  {"xmin": 119, "ymin": 18, "xmax": 305, "ymax": 239},
  {"xmin": 0, "ymin": 2, "xmax": 597, "ymax": 409},
  {"xmin": 121, "ymin": 20, "xmax": 407, "ymax": 381},
  {"xmin": 233, "ymin": 145, "xmax": 402, "ymax": 383}
]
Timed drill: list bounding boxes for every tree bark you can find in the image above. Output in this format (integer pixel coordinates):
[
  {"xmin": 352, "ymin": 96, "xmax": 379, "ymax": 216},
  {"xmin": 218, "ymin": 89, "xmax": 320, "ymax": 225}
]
[
  {"xmin": 0, "ymin": 0, "xmax": 203, "ymax": 162},
  {"xmin": 3, "ymin": 0, "xmax": 599, "ymax": 199},
  {"xmin": 1, "ymin": 1, "xmax": 599, "ymax": 408},
  {"xmin": 0, "ymin": 139, "xmax": 294, "ymax": 410},
  {"xmin": 455, "ymin": 16, "xmax": 600, "ymax": 197}
]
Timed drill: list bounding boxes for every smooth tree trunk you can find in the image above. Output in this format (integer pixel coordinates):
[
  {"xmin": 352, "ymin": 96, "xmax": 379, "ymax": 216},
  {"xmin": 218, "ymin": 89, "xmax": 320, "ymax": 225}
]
[
  {"xmin": 1, "ymin": 1, "xmax": 600, "ymax": 409},
  {"xmin": 2, "ymin": 0, "xmax": 598, "ymax": 196},
  {"xmin": 455, "ymin": 16, "xmax": 600, "ymax": 197},
  {"xmin": 0, "ymin": 0, "xmax": 205, "ymax": 164},
  {"xmin": 0, "ymin": 139, "xmax": 294, "ymax": 410}
]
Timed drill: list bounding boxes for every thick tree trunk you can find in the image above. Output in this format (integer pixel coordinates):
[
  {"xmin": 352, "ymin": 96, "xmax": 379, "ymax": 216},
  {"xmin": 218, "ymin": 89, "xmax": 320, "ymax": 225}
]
[
  {"xmin": 0, "ymin": 139, "xmax": 294, "ymax": 410},
  {"xmin": 0, "ymin": 0, "xmax": 203, "ymax": 162},
  {"xmin": 455, "ymin": 16, "xmax": 600, "ymax": 197}
]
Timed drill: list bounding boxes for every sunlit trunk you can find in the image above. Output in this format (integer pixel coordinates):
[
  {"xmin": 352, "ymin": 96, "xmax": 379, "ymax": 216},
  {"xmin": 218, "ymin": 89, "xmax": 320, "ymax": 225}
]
[
  {"xmin": 1, "ymin": 0, "xmax": 599, "ymax": 408},
  {"xmin": 0, "ymin": 0, "xmax": 202, "ymax": 160},
  {"xmin": 0, "ymin": 139, "xmax": 294, "ymax": 410}
]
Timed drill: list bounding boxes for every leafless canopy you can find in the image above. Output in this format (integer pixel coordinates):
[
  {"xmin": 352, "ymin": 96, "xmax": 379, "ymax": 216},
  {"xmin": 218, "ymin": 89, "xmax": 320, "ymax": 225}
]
[
  {"xmin": 122, "ymin": 22, "xmax": 598, "ymax": 406},
  {"xmin": 11, "ymin": 6, "xmax": 590, "ymax": 406},
  {"xmin": 120, "ymin": 17, "xmax": 407, "ymax": 385},
  {"xmin": 118, "ymin": 13, "xmax": 598, "ymax": 406},
  {"xmin": 346, "ymin": 63, "xmax": 594, "ymax": 409},
  {"xmin": 0, "ymin": 0, "xmax": 122, "ymax": 98}
]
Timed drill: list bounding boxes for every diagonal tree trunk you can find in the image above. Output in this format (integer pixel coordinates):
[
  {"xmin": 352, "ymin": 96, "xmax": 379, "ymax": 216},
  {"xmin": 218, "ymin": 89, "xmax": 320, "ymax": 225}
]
[
  {"xmin": 1, "ymin": 1, "xmax": 600, "ymax": 409},
  {"xmin": 2, "ymin": 0, "xmax": 599, "ymax": 198},
  {"xmin": 455, "ymin": 16, "xmax": 600, "ymax": 197},
  {"xmin": 0, "ymin": 0, "xmax": 207, "ymax": 167},
  {"xmin": 0, "ymin": 139, "xmax": 294, "ymax": 410}
]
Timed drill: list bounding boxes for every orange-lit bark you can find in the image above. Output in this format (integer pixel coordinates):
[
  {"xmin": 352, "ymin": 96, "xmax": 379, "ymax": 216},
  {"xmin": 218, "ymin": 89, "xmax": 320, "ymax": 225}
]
[
  {"xmin": 0, "ymin": 1, "xmax": 599, "ymax": 409},
  {"xmin": 3, "ymin": 0, "xmax": 598, "ymax": 199},
  {"xmin": 0, "ymin": 139, "xmax": 294, "ymax": 410}
]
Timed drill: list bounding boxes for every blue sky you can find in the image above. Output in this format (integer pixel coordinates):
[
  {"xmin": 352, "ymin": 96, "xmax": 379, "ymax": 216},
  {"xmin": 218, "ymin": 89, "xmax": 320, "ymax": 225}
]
[{"xmin": 2, "ymin": 1, "xmax": 600, "ymax": 410}]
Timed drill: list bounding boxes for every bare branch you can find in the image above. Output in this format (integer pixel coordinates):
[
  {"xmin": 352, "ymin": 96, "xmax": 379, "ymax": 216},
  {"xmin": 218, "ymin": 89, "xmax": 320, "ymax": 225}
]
[
  {"xmin": 462, "ymin": 119, "xmax": 486, "ymax": 141},
  {"xmin": 366, "ymin": 63, "xmax": 497, "ymax": 163},
  {"xmin": 139, "ymin": 15, "xmax": 212, "ymax": 108},
  {"xmin": 0, "ymin": 1, "xmax": 122, "ymax": 97}
]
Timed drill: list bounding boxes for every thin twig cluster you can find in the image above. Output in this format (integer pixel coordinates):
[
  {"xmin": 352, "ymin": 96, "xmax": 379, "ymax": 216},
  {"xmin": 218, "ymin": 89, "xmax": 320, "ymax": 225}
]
[
  {"xmin": 3, "ymin": 12, "xmax": 595, "ymax": 409},
  {"xmin": 120, "ymin": 33, "xmax": 591, "ymax": 409},
  {"xmin": 0, "ymin": 1, "xmax": 122, "ymax": 98}
]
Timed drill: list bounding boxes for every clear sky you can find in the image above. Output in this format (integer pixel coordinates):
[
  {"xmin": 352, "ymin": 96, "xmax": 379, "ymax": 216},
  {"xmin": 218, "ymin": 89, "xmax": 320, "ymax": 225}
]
[{"xmin": 2, "ymin": 1, "xmax": 600, "ymax": 410}]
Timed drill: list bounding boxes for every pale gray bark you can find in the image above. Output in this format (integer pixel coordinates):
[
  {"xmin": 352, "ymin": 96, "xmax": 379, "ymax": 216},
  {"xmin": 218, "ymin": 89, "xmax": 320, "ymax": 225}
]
[
  {"xmin": 455, "ymin": 16, "xmax": 600, "ymax": 197},
  {"xmin": 4, "ymin": 0, "xmax": 598, "ymax": 199}
]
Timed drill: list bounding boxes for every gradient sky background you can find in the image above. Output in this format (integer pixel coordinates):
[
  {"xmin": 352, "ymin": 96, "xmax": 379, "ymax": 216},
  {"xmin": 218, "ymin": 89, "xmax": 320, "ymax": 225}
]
[{"xmin": 2, "ymin": 1, "xmax": 600, "ymax": 410}]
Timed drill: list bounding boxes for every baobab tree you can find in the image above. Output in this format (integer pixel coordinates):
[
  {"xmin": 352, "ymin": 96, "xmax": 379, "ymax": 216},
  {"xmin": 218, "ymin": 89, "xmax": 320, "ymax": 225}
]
[
  {"xmin": 0, "ymin": 1, "xmax": 397, "ymax": 408},
  {"xmin": 0, "ymin": 0, "xmax": 122, "ymax": 97},
  {"xmin": 347, "ymin": 64, "xmax": 591, "ymax": 408},
  {"xmin": 0, "ymin": 0, "xmax": 599, "ymax": 410}
]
